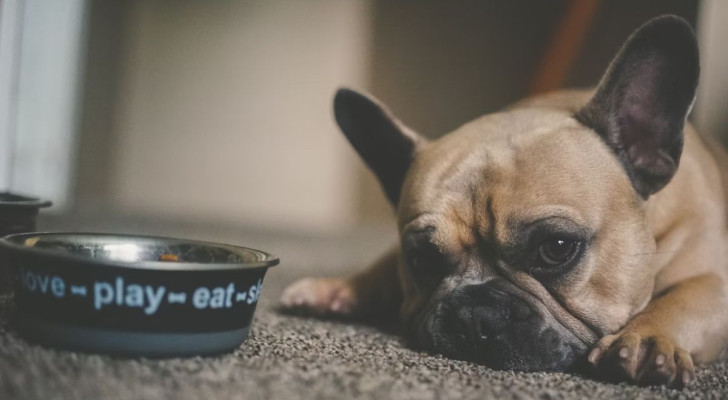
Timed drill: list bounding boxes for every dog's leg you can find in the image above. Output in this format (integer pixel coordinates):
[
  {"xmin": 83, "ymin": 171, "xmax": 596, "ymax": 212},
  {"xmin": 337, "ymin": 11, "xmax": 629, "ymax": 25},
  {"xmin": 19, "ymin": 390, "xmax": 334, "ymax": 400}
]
[
  {"xmin": 588, "ymin": 273, "xmax": 728, "ymax": 387},
  {"xmin": 280, "ymin": 247, "xmax": 402, "ymax": 322}
]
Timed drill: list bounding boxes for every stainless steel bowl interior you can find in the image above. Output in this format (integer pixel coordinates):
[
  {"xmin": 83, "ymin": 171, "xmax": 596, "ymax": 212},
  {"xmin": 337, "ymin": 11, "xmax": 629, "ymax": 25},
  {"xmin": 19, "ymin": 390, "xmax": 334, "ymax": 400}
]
[{"xmin": 1, "ymin": 233, "xmax": 278, "ymax": 269}]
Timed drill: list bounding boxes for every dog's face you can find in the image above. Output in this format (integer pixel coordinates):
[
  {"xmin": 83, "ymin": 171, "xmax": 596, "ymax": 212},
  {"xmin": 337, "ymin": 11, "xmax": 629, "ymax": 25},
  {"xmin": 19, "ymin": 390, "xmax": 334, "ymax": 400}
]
[
  {"xmin": 334, "ymin": 16, "xmax": 698, "ymax": 371},
  {"xmin": 396, "ymin": 107, "xmax": 656, "ymax": 371}
]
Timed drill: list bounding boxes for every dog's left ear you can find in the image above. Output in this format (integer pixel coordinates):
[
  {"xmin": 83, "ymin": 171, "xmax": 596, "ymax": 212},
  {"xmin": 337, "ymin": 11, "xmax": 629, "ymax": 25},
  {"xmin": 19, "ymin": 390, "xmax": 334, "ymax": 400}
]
[
  {"xmin": 576, "ymin": 15, "xmax": 699, "ymax": 198},
  {"xmin": 334, "ymin": 88, "xmax": 426, "ymax": 206}
]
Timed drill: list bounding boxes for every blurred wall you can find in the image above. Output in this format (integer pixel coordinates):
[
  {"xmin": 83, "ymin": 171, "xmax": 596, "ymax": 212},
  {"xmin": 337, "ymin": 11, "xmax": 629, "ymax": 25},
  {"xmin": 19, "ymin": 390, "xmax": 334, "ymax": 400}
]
[
  {"xmin": 76, "ymin": 0, "xmax": 370, "ymax": 232},
  {"xmin": 696, "ymin": 0, "xmax": 728, "ymax": 143},
  {"xmin": 1, "ymin": 0, "xmax": 88, "ymax": 209}
]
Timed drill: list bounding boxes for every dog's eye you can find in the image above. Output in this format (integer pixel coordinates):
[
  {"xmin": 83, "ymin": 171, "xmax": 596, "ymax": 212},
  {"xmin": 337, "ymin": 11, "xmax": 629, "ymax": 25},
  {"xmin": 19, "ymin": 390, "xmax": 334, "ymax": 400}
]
[{"xmin": 538, "ymin": 238, "xmax": 580, "ymax": 266}]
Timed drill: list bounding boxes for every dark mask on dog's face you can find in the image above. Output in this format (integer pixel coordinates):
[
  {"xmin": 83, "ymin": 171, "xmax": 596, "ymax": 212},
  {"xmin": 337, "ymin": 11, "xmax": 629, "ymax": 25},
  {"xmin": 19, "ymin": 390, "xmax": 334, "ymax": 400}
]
[{"xmin": 333, "ymin": 16, "xmax": 698, "ymax": 372}]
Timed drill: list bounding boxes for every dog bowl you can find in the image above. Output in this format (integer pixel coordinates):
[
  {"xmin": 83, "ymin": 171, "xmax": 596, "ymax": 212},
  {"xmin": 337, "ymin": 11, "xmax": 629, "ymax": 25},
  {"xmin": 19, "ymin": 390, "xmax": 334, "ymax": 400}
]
[
  {"xmin": 0, "ymin": 192, "xmax": 51, "ymax": 235},
  {"xmin": 0, "ymin": 192, "xmax": 51, "ymax": 292},
  {"xmin": 0, "ymin": 232, "xmax": 279, "ymax": 357}
]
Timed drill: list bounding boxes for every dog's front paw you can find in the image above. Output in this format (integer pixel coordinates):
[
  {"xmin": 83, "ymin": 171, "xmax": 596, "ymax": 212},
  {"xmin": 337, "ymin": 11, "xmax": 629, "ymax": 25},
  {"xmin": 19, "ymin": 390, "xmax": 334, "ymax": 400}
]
[
  {"xmin": 588, "ymin": 328, "xmax": 695, "ymax": 387},
  {"xmin": 280, "ymin": 278, "xmax": 357, "ymax": 318}
]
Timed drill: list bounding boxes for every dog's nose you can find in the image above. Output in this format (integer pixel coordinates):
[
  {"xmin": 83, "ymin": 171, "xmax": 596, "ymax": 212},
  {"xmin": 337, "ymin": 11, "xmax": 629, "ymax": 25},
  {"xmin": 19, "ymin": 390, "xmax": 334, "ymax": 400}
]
[
  {"xmin": 472, "ymin": 302, "xmax": 506, "ymax": 342},
  {"xmin": 441, "ymin": 280, "xmax": 534, "ymax": 344}
]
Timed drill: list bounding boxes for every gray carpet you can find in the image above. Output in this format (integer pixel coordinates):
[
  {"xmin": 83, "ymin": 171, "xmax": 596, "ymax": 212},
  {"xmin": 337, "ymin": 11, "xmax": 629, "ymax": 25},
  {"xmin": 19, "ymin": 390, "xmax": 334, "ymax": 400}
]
[{"xmin": 1, "ymin": 217, "xmax": 727, "ymax": 399}]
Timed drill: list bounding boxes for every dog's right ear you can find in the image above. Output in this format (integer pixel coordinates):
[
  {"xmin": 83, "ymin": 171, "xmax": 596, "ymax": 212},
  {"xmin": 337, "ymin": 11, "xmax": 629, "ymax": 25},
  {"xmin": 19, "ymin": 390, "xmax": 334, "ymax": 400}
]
[
  {"xmin": 334, "ymin": 88, "xmax": 425, "ymax": 206},
  {"xmin": 576, "ymin": 16, "xmax": 699, "ymax": 198}
]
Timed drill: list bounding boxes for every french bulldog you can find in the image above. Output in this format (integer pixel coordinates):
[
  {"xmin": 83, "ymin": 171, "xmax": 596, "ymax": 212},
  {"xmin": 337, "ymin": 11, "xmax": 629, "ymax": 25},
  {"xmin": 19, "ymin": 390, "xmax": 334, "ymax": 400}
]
[{"xmin": 280, "ymin": 15, "xmax": 728, "ymax": 387}]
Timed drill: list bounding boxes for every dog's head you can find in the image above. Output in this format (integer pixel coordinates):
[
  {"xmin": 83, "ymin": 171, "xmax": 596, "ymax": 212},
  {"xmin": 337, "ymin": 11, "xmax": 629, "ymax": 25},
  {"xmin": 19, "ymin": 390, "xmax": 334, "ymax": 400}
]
[{"xmin": 334, "ymin": 16, "xmax": 699, "ymax": 371}]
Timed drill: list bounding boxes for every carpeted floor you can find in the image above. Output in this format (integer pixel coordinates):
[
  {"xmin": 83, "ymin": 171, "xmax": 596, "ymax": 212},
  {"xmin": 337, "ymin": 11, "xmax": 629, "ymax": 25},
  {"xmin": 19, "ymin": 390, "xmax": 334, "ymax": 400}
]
[{"xmin": 1, "ymin": 217, "xmax": 727, "ymax": 399}]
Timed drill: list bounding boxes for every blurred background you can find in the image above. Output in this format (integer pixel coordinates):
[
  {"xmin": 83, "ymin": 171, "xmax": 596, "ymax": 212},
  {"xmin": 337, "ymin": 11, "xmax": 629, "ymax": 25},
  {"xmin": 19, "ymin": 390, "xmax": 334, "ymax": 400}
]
[{"xmin": 1, "ymin": 0, "xmax": 726, "ymax": 239}]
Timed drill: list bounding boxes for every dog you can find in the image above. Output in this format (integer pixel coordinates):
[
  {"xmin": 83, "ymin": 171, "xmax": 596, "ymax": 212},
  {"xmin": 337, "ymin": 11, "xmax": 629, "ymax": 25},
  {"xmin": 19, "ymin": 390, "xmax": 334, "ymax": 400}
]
[{"xmin": 280, "ymin": 15, "xmax": 728, "ymax": 387}]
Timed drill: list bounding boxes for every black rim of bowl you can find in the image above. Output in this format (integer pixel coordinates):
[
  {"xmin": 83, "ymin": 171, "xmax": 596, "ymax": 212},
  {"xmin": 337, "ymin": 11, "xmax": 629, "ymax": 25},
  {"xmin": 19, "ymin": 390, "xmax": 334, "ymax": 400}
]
[
  {"xmin": 0, "ymin": 192, "xmax": 52, "ymax": 208},
  {"xmin": 0, "ymin": 232, "xmax": 280, "ymax": 271}
]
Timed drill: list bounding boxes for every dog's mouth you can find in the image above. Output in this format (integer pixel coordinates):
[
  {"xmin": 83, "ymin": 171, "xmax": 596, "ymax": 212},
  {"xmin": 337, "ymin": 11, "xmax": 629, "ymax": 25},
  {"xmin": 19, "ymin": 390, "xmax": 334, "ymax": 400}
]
[{"xmin": 406, "ymin": 278, "xmax": 594, "ymax": 372}]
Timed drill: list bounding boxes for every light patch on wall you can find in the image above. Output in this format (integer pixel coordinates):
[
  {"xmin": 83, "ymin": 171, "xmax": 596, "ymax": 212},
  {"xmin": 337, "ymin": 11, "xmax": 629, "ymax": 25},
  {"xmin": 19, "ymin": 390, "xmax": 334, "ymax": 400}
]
[
  {"xmin": 696, "ymin": 0, "xmax": 728, "ymax": 141},
  {"xmin": 8, "ymin": 0, "xmax": 88, "ymax": 210},
  {"xmin": 109, "ymin": 1, "xmax": 372, "ymax": 232},
  {"xmin": 0, "ymin": 0, "xmax": 24, "ymax": 191}
]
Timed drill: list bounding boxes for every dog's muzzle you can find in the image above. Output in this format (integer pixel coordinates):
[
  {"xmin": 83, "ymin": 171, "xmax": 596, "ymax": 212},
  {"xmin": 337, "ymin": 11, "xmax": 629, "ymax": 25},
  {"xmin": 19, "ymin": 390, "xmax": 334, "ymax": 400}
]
[{"xmin": 416, "ymin": 278, "xmax": 588, "ymax": 372}]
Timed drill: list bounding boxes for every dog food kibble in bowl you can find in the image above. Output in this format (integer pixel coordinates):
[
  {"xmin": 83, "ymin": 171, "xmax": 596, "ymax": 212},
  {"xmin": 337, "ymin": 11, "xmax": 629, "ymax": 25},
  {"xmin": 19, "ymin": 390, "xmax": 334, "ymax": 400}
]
[
  {"xmin": 159, "ymin": 254, "xmax": 179, "ymax": 262},
  {"xmin": 0, "ymin": 232, "xmax": 279, "ymax": 357}
]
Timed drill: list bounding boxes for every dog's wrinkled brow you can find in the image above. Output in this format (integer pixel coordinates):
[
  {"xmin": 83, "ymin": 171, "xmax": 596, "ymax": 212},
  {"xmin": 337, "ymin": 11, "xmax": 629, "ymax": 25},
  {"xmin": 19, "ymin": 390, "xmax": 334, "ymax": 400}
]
[{"xmin": 511, "ymin": 215, "xmax": 586, "ymax": 234}]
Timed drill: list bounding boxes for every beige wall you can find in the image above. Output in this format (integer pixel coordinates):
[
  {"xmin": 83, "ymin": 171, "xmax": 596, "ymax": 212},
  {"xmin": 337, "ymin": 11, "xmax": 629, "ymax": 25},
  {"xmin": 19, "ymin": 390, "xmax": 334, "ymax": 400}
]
[
  {"xmin": 696, "ymin": 0, "xmax": 728, "ymax": 142},
  {"xmin": 101, "ymin": 0, "xmax": 371, "ymax": 232}
]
